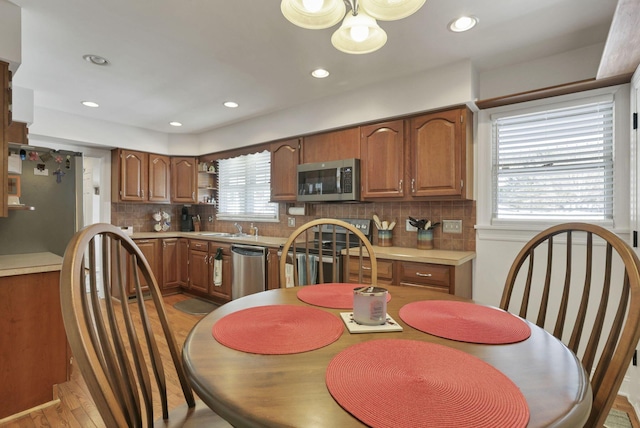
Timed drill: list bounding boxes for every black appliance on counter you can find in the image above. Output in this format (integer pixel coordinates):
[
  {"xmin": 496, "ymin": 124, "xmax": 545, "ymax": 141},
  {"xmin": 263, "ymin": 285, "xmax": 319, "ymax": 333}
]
[
  {"xmin": 181, "ymin": 206, "xmax": 194, "ymax": 232},
  {"xmin": 278, "ymin": 218, "xmax": 372, "ymax": 285}
]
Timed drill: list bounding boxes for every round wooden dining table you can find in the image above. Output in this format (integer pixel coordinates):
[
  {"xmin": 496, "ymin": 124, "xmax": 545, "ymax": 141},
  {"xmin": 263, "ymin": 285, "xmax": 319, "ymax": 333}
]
[{"xmin": 182, "ymin": 285, "xmax": 592, "ymax": 427}]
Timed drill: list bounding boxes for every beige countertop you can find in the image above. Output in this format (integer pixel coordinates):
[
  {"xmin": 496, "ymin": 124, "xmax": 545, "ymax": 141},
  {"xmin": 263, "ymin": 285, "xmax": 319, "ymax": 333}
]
[
  {"xmin": 345, "ymin": 245, "xmax": 476, "ymax": 266},
  {"xmin": 131, "ymin": 232, "xmax": 475, "ymax": 265},
  {"xmin": 0, "ymin": 252, "xmax": 64, "ymax": 277},
  {"xmin": 130, "ymin": 231, "xmax": 288, "ymax": 249}
]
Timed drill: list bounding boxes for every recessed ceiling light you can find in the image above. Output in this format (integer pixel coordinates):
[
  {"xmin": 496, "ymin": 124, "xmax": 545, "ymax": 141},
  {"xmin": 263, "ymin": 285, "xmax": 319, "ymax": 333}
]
[
  {"xmin": 311, "ymin": 68, "xmax": 330, "ymax": 79},
  {"xmin": 81, "ymin": 101, "xmax": 99, "ymax": 108},
  {"xmin": 448, "ymin": 16, "xmax": 478, "ymax": 32},
  {"xmin": 223, "ymin": 101, "xmax": 239, "ymax": 108},
  {"xmin": 82, "ymin": 54, "xmax": 110, "ymax": 66},
  {"xmin": 169, "ymin": 121, "xmax": 183, "ymax": 127}
]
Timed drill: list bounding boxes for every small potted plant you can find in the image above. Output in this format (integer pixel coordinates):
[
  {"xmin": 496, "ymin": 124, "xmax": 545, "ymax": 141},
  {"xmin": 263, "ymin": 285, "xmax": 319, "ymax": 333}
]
[{"xmin": 408, "ymin": 217, "xmax": 440, "ymax": 250}]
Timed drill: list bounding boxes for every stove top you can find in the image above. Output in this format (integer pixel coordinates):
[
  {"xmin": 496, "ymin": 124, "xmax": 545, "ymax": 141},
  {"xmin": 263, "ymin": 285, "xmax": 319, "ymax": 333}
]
[{"xmin": 280, "ymin": 219, "xmax": 373, "ymax": 253}]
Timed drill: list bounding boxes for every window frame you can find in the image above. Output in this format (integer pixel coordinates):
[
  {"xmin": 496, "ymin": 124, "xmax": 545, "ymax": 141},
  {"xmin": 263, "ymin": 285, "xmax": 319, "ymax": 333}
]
[
  {"xmin": 216, "ymin": 150, "xmax": 279, "ymax": 222},
  {"xmin": 476, "ymin": 85, "xmax": 630, "ymax": 234}
]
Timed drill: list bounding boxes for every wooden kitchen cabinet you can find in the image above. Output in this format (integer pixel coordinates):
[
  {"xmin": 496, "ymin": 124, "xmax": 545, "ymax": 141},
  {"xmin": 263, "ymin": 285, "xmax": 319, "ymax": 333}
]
[
  {"xmin": 301, "ymin": 127, "xmax": 360, "ymax": 164},
  {"xmin": 177, "ymin": 238, "xmax": 189, "ymax": 287},
  {"xmin": 397, "ymin": 260, "xmax": 471, "ymax": 298},
  {"xmin": 0, "ymin": 270, "xmax": 70, "ymax": 418},
  {"xmin": 360, "ymin": 120, "xmax": 405, "ymax": 198},
  {"xmin": 346, "ymin": 256, "xmax": 471, "ymax": 298},
  {"xmin": 188, "ymin": 239, "xmax": 210, "ymax": 295},
  {"xmin": 188, "ymin": 239, "xmax": 232, "ymax": 303},
  {"xmin": 6, "ymin": 120, "xmax": 27, "ymax": 145},
  {"xmin": 209, "ymin": 243, "xmax": 232, "ymax": 302},
  {"xmin": 270, "ymin": 138, "xmax": 300, "ymax": 201},
  {"xmin": 171, "ymin": 156, "xmax": 198, "ymax": 203},
  {"xmin": 111, "ymin": 237, "xmax": 161, "ymax": 300},
  {"xmin": 111, "ymin": 149, "xmax": 170, "ymax": 203},
  {"xmin": 409, "ymin": 107, "xmax": 473, "ymax": 199},
  {"xmin": 267, "ymin": 247, "xmax": 281, "ymax": 289},
  {"xmin": 112, "ymin": 149, "xmax": 148, "ymax": 202},
  {"xmin": 1, "ymin": 62, "xmax": 11, "ymax": 218},
  {"xmin": 347, "ymin": 257, "xmax": 394, "ymax": 285},
  {"xmin": 111, "ymin": 151, "xmax": 200, "ymax": 204},
  {"xmin": 148, "ymin": 153, "xmax": 171, "ymax": 203},
  {"xmin": 161, "ymin": 237, "xmax": 180, "ymax": 293}
]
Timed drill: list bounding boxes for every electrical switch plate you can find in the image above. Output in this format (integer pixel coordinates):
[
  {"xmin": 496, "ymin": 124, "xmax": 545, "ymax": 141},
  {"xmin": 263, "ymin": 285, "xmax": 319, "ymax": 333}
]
[
  {"xmin": 288, "ymin": 217, "xmax": 296, "ymax": 227},
  {"xmin": 406, "ymin": 219, "xmax": 418, "ymax": 232},
  {"xmin": 442, "ymin": 220, "xmax": 462, "ymax": 234}
]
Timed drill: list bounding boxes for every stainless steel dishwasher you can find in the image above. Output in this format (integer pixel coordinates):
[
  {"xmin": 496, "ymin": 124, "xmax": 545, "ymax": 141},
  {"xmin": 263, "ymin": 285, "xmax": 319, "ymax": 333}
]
[{"xmin": 231, "ymin": 244, "xmax": 267, "ymax": 299}]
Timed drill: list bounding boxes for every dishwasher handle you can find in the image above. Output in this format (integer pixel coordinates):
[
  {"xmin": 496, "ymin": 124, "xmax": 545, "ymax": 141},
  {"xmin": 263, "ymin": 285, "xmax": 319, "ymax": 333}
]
[{"xmin": 231, "ymin": 244, "xmax": 267, "ymax": 257}]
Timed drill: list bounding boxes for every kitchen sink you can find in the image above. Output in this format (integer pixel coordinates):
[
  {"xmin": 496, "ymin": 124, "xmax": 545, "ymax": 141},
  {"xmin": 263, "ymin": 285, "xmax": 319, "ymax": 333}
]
[
  {"xmin": 197, "ymin": 232, "xmax": 253, "ymax": 238},
  {"xmin": 197, "ymin": 232, "xmax": 234, "ymax": 237}
]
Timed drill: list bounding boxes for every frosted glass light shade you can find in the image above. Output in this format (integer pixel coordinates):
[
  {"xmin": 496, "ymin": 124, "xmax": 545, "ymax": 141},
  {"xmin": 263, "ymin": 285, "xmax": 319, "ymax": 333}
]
[
  {"xmin": 281, "ymin": 0, "xmax": 347, "ymax": 29},
  {"xmin": 331, "ymin": 11, "xmax": 387, "ymax": 54},
  {"xmin": 359, "ymin": 0, "xmax": 426, "ymax": 21}
]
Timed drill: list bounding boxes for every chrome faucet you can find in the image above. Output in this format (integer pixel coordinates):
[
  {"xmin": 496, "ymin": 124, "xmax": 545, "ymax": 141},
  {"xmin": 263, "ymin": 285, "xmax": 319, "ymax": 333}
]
[{"xmin": 233, "ymin": 222, "xmax": 243, "ymax": 235}]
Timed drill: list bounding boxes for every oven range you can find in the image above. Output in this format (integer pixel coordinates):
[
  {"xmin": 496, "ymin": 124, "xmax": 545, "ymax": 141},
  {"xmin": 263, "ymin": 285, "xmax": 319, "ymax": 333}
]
[{"xmin": 278, "ymin": 218, "xmax": 372, "ymax": 286}]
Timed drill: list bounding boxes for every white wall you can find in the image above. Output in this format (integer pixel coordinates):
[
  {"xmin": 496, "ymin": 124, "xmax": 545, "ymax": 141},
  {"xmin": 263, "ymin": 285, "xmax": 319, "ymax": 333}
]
[
  {"xmin": 193, "ymin": 60, "xmax": 477, "ymax": 153},
  {"xmin": 478, "ymin": 43, "xmax": 605, "ymax": 100},
  {"xmin": 0, "ymin": 0, "xmax": 21, "ymax": 73}
]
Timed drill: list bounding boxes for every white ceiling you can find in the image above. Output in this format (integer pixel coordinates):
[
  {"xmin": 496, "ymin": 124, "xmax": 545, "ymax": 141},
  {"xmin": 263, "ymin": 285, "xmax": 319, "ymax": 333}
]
[{"xmin": 9, "ymin": 0, "xmax": 618, "ymax": 135}]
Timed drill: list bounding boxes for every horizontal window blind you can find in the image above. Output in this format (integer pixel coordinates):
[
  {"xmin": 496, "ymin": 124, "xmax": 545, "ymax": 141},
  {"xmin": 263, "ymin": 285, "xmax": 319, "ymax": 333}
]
[
  {"xmin": 217, "ymin": 150, "xmax": 278, "ymax": 220},
  {"xmin": 493, "ymin": 100, "xmax": 614, "ymax": 221}
]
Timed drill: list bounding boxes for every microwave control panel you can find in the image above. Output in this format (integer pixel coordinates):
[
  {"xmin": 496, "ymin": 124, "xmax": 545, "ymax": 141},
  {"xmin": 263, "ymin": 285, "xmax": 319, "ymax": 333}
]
[{"xmin": 342, "ymin": 167, "xmax": 353, "ymax": 193}]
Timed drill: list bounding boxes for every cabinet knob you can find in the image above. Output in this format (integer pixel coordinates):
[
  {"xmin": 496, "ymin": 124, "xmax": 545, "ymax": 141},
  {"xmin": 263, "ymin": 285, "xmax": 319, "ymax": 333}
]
[
  {"xmin": 411, "ymin": 179, "xmax": 415, "ymax": 193},
  {"xmin": 399, "ymin": 179, "xmax": 403, "ymax": 192},
  {"xmin": 363, "ymin": 266, "xmax": 371, "ymax": 271}
]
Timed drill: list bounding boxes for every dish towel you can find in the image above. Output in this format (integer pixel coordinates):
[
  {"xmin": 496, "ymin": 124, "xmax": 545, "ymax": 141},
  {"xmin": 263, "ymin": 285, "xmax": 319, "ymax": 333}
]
[{"xmin": 296, "ymin": 253, "xmax": 318, "ymax": 285}]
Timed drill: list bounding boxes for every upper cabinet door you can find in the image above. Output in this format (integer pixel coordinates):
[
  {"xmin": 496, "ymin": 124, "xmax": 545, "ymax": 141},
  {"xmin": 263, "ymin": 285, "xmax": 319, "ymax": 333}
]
[
  {"xmin": 409, "ymin": 108, "xmax": 473, "ymax": 199},
  {"xmin": 118, "ymin": 149, "xmax": 148, "ymax": 202},
  {"xmin": 148, "ymin": 154, "xmax": 171, "ymax": 203},
  {"xmin": 171, "ymin": 157, "xmax": 198, "ymax": 203},
  {"xmin": 270, "ymin": 138, "xmax": 300, "ymax": 202},
  {"xmin": 301, "ymin": 127, "xmax": 360, "ymax": 164},
  {"xmin": 361, "ymin": 120, "xmax": 405, "ymax": 199}
]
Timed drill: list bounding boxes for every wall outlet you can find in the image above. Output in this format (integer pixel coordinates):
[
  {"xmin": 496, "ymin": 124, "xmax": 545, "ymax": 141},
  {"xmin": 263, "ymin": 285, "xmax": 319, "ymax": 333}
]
[
  {"xmin": 288, "ymin": 217, "xmax": 296, "ymax": 227},
  {"xmin": 442, "ymin": 219, "xmax": 462, "ymax": 234},
  {"xmin": 406, "ymin": 219, "xmax": 417, "ymax": 232}
]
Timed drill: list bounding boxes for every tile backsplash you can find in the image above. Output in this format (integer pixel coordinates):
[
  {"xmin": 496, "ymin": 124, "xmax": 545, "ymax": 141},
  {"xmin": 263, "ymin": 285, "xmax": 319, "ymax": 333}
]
[{"xmin": 112, "ymin": 200, "xmax": 476, "ymax": 252}]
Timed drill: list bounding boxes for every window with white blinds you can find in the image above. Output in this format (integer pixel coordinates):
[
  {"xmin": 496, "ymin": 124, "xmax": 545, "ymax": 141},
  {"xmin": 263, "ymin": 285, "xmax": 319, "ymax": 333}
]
[
  {"xmin": 492, "ymin": 98, "xmax": 614, "ymax": 221},
  {"xmin": 216, "ymin": 150, "xmax": 278, "ymax": 221}
]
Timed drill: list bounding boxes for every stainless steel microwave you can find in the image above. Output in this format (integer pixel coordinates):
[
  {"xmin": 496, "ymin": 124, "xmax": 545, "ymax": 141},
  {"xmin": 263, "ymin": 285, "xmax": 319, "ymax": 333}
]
[{"xmin": 297, "ymin": 158, "xmax": 360, "ymax": 202}]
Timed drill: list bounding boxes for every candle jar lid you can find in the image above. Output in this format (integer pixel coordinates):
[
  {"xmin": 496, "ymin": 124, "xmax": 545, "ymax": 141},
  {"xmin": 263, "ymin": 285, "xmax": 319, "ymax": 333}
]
[{"xmin": 353, "ymin": 286, "xmax": 388, "ymax": 296}]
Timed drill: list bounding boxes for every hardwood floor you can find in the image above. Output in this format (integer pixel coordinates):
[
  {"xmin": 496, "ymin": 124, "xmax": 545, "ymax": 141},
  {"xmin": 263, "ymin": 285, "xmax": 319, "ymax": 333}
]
[
  {"xmin": 0, "ymin": 294, "xmax": 204, "ymax": 428},
  {"xmin": 0, "ymin": 292, "xmax": 638, "ymax": 427}
]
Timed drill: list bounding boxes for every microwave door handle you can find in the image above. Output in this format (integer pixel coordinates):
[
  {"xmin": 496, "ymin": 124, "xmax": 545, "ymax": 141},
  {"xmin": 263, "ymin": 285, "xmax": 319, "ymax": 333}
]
[{"xmin": 336, "ymin": 168, "xmax": 341, "ymax": 194}]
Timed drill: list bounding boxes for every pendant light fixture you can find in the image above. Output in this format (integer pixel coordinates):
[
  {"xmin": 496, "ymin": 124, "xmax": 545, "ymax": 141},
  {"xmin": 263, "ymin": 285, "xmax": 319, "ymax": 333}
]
[
  {"xmin": 281, "ymin": 0, "xmax": 426, "ymax": 54},
  {"xmin": 331, "ymin": 9, "xmax": 387, "ymax": 54}
]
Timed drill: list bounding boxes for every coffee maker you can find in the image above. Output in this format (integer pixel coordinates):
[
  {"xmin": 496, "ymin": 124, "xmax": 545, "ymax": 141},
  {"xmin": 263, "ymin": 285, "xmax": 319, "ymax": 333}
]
[{"xmin": 180, "ymin": 206, "xmax": 193, "ymax": 232}]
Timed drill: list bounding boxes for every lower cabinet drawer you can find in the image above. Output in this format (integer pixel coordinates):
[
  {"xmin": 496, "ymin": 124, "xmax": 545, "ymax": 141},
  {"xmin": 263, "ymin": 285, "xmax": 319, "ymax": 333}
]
[
  {"xmin": 348, "ymin": 257, "xmax": 393, "ymax": 285},
  {"xmin": 398, "ymin": 261, "xmax": 451, "ymax": 291}
]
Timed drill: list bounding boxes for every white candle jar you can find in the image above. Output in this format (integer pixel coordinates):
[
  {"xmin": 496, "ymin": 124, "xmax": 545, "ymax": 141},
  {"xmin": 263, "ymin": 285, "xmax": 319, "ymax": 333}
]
[{"xmin": 353, "ymin": 286, "xmax": 388, "ymax": 325}]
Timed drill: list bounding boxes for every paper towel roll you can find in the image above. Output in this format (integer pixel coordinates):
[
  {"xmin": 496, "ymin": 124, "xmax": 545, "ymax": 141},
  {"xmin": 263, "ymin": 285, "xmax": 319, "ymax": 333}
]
[{"xmin": 288, "ymin": 207, "xmax": 305, "ymax": 216}]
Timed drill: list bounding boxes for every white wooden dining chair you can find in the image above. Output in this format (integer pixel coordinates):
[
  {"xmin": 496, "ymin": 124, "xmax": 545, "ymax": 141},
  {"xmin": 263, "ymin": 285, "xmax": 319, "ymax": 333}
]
[
  {"xmin": 59, "ymin": 223, "xmax": 231, "ymax": 427},
  {"xmin": 500, "ymin": 223, "xmax": 640, "ymax": 427}
]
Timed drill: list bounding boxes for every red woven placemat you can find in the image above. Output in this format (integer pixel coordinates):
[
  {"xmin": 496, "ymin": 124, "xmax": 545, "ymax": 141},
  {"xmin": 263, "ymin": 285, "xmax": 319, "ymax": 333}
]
[
  {"xmin": 297, "ymin": 283, "xmax": 391, "ymax": 309},
  {"xmin": 326, "ymin": 339, "xmax": 529, "ymax": 428},
  {"xmin": 212, "ymin": 305, "xmax": 343, "ymax": 354},
  {"xmin": 399, "ymin": 300, "xmax": 531, "ymax": 344}
]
